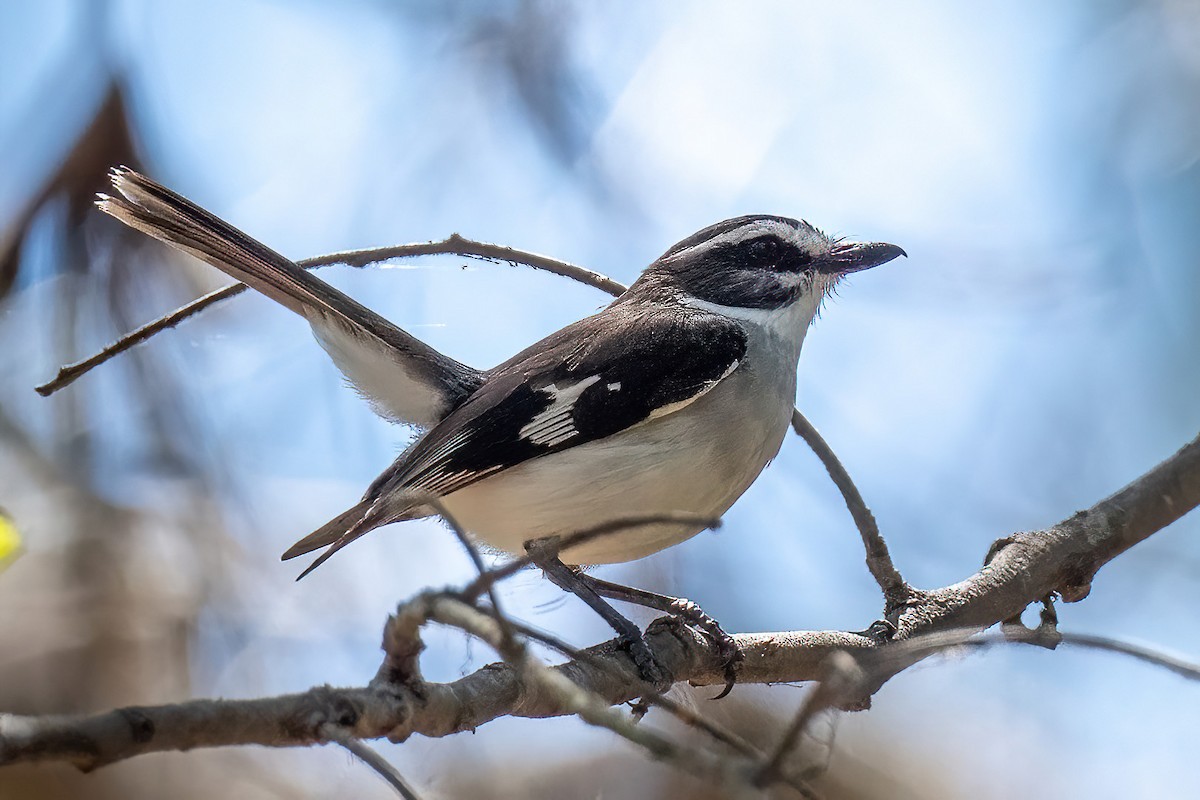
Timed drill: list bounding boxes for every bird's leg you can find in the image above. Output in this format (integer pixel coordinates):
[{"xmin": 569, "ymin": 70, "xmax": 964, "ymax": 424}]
[
  {"xmin": 524, "ymin": 540, "xmax": 669, "ymax": 689},
  {"xmin": 574, "ymin": 573, "xmax": 743, "ymax": 699}
]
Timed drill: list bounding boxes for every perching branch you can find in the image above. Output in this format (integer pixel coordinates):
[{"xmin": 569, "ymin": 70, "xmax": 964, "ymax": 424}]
[
  {"xmin": 2, "ymin": 430, "xmax": 1197, "ymax": 780},
  {"xmin": 424, "ymin": 596, "xmax": 765, "ymax": 798},
  {"xmin": 497, "ymin": 616, "xmax": 766, "ymax": 764},
  {"xmin": 427, "ymin": 503, "xmax": 815, "ymax": 794}
]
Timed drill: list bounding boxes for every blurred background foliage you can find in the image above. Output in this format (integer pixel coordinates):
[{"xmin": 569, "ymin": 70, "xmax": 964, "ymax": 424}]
[{"xmin": 1, "ymin": 2, "xmax": 1198, "ymax": 798}]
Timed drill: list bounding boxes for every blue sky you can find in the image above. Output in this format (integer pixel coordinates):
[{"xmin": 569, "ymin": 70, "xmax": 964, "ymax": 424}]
[{"xmin": 3, "ymin": 2, "xmax": 1199, "ymax": 797}]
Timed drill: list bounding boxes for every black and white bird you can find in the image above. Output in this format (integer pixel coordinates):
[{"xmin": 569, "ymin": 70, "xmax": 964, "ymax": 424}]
[{"xmin": 96, "ymin": 167, "xmax": 902, "ymax": 684}]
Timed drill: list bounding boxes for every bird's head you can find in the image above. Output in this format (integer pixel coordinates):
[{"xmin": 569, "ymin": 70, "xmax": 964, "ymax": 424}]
[{"xmin": 633, "ymin": 215, "xmax": 905, "ymax": 313}]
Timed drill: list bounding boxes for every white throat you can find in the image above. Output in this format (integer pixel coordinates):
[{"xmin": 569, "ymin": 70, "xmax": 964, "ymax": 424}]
[{"xmin": 681, "ymin": 282, "xmax": 828, "ymax": 358}]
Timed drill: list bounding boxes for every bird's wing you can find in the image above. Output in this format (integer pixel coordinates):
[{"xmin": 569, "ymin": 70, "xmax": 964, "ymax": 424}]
[
  {"xmin": 374, "ymin": 303, "xmax": 748, "ymax": 500},
  {"xmin": 98, "ymin": 167, "xmax": 483, "ymax": 427},
  {"xmin": 280, "ymin": 304, "xmax": 747, "ymax": 572}
]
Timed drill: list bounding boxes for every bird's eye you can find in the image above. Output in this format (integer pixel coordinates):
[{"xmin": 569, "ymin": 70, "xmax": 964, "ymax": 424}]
[{"xmin": 747, "ymin": 236, "xmax": 781, "ymax": 264}]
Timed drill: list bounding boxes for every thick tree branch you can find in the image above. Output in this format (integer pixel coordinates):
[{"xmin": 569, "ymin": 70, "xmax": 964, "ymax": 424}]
[{"xmin": 3, "ymin": 431, "xmax": 1197, "ymax": 773}]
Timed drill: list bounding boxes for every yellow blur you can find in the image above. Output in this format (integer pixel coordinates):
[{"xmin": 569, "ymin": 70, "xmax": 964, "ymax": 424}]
[{"xmin": 0, "ymin": 510, "xmax": 20, "ymax": 568}]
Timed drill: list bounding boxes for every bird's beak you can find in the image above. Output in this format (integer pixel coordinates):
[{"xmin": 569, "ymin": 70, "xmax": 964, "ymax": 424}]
[{"xmin": 821, "ymin": 241, "xmax": 907, "ymax": 274}]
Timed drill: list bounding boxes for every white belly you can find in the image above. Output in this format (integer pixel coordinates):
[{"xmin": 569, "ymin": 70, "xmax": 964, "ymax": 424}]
[{"xmin": 440, "ymin": 360, "xmax": 794, "ymax": 564}]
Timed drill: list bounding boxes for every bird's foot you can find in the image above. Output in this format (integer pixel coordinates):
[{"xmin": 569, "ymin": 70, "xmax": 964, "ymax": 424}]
[
  {"xmin": 667, "ymin": 598, "xmax": 743, "ymax": 699},
  {"xmin": 621, "ymin": 629, "xmax": 672, "ymax": 690},
  {"xmin": 864, "ymin": 618, "xmax": 897, "ymax": 643},
  {"xmin": 565, "ymin": 571, "xmax": 739, "ymax": 696}
]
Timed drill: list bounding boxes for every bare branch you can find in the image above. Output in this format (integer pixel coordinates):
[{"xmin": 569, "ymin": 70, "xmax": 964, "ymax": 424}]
[
  {"xmin": 427, "ymin": 496, "xmax": 518, "ymax": 649},
  {"xmin": 0, "ymin": 686, "xmax": 411, "ymax": 772},
  {"xmin": 424, "ymin": 595, "xmax": 763, "ymax": 797},
  {"xmin": 459, "ymin": 511, "xmax": 721, "ymax": 601},
  {"xmin": 755, "ymin": 651, "xmax": 864, "ymax": 789},
  {"xmin": 34, "ymin": 235, "xmax": 620, "ymax": 397},
  {"xmin": 790, "ymin": 409, "xmax": 909, "ymax": 609},
  {"xmin": 498, "ymin": 615, "xmax": 763, "ymax": 761},
  {"xmin": 319, "ymin": 723, "xmax": 425, "ymax": 800},
  {"xmin": 8, "ymin": 431, "xmax": 1193, "ymax": 771}
]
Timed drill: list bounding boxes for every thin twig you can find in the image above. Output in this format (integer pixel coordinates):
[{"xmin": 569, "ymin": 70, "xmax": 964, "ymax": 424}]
[
  {"xmin": 755, "ymin": 652, "xmax": 864, "ymax": 787},
  {"xmin": 34, "ymin": 235, "xmax": 622, "ymax": 397},
  {"xmin": 426, "ymin": 496, "xmax": 518, "ymax": 649},
  {"xmin": 1051, "ymin": 631, "xmax": 1200, "ymax": 681},
  {"xmin": 879, "ymin": 627, "xmax": 1200, "ymax": 683},
  {"xmin": 425, "ymin": 595, "xmax": 762, "ymax": 797},
  {"xmin": 499, "ymin": 616, "xmax": 760, "ymax": 760},
  {"xmin": 35, "ymin": 281, "xmax": 240, "ymax": 397},
  {"xmin": 460, "ymin": 511, "xmax": 720, "ymax": 601},
  {"xmin": 790, "ymin": 409, "xmax": 909, "ymax": 608},
  {"xmin": 319, "ymin": 723, "xmax": 425, "ymax": 800}
]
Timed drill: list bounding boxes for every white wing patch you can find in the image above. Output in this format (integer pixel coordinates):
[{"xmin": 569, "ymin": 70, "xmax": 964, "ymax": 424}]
[{"xmin": 519, "ymin": 375, "xmax": 602, "ymax": 446}]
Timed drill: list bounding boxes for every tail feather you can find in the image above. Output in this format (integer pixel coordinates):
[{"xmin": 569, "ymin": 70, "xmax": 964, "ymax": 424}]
[
  {"xmin": 98, "ymin": 166, "xmax": 332, "ymax": 317},
  {"xmin": 96, "ymin": 166, "xmax": 484, "ymax": 429},
  {"xmin": 281, "ymin": 500, "xmax": 375, "ymax": 562},
  {"xmin": 293, "ymin": 528, "xmax": 372, "ymax": 581},
  {"xmin": 284, "ymin": 495, "xmax": 437, "ymax": 579}
]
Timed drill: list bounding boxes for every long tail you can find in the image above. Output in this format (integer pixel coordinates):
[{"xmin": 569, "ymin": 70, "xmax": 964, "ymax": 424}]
[
  {"xmin": 96, "ymin": 166, "xmax": 483, "ymax": 428},
  {"xmin": 99, "ymin": 166, "xmax": 386, "ymax": 325}
]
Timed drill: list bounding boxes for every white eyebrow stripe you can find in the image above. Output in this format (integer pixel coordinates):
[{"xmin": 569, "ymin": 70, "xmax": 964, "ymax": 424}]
[{"xmin": 671, "ymin": 219, "xmax": 806, "ymax": 259}]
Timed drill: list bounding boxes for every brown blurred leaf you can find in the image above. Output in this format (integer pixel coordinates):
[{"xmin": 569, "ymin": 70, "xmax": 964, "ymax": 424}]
[{"xmin": 0, "ymin": 82, "xmax": 142, "ymax": 297}]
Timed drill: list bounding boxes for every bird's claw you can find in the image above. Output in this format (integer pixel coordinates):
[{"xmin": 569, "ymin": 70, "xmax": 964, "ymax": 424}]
[
  {"xmin": 710, "ymin": 633, "xmax": 744, "ymax": 700},
  {"xmin": 664, "ymin": 598, "xmax": 743, "ymax": 698},
  {"xmin": 865, "ymin": 618, "xmax": 897, "ymax": 642}
]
